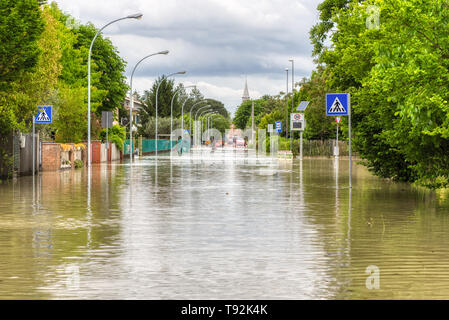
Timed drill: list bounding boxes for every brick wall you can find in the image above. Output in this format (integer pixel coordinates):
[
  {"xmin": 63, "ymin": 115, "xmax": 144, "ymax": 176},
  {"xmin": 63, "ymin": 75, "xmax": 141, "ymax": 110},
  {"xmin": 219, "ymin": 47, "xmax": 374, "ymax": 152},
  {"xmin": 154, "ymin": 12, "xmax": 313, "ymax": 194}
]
[{"xmin": 41, "ymin": 143, "xmax": 61, "ymax": 171}]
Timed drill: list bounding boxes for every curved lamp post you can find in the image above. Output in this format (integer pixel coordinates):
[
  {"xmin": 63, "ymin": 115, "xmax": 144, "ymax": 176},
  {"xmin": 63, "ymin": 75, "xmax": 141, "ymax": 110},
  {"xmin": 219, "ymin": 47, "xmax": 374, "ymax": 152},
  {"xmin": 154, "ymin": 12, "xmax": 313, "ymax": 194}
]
[
  {"xmin": 88, "ymin": 13, "xmax": 143, "ymax": 167},
  {"xmin": 129, "ymin": 50, "xmax": 169, "ymax": 163},
  {"xmin": 203, "ymin": 111, "xmax": 217, "ymax": 142},
  {"xmin": 170, "ymin": 85, "xmax": 196, "ymax": 151},
  {"xmin": 155, "ymin": 71, "xmax": 186, "ymax": 157},
  {"xmin": 185, "ymin": 99, "xmax": 208, "ymax": 135},
  {"xmin": 194, "ymin": 105, "xmax": 212, "ymax": 146},
  {"xmin": 289, "ymin": 59, "xmax": 294, "ymax": 152},
  {"xmin": 205, "ymin": 112, "xmax": 218, "ymax": 133},
  {"xmin": 209, "ymin": 114, "xmax": 221, "ymax": 129},
  {"xmin": 285, "ymin": 67, "xmax": 289, "ymax": 140}
]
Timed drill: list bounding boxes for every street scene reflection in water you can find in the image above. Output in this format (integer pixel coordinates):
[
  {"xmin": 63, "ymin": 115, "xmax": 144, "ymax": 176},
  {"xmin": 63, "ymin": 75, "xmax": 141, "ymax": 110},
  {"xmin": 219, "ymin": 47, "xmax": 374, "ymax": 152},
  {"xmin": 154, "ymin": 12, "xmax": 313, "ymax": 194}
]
[{"xmin": 1, "ymin": 149, "xmax": 449, "ymax": 299}]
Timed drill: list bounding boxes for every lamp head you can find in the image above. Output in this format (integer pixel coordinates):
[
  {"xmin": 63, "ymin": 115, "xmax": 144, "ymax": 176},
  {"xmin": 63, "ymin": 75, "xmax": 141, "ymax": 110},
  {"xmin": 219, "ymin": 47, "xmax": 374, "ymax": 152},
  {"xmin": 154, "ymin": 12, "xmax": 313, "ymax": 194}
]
[
  {"xmin": 158, "ymin": 50, "xmax": 169, "ymax": 55},
  {"xmin": 127, "ymin": 13, "xmax": 143, "ymax": 20},
  {"xmin": 177, "ymin": 71, "xmax": 187, "ymax": 75}
]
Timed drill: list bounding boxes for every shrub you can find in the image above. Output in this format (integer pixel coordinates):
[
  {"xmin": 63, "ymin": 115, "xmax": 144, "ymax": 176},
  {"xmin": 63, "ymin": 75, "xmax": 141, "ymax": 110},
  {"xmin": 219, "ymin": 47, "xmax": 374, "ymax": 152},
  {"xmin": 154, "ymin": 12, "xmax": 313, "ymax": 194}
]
[{"xmin": 74, "ymin": 159, "xmax": 83, "ymax": 169}]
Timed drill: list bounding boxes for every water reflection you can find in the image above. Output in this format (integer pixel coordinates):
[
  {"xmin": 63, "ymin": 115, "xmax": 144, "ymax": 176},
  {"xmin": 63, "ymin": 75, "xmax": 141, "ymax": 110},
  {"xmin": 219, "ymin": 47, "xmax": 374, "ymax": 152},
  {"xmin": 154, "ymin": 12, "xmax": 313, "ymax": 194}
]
[{"xmin": 0, "ymin": 151, "xmax": 449, "ymax": 299}]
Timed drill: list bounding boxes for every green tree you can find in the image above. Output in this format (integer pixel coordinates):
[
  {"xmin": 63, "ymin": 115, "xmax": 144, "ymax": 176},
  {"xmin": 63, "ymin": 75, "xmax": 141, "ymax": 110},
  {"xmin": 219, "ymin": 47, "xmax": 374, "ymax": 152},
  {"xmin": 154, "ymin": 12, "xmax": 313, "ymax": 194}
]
[
  {"xmin": 53, "ymin": 86, "xmax": 87, "ymax": 143},
  {"xmin": 0, "ymin": 0, "xmax": 44, "ymax": 89},
  {"xmin": 141, "ymin": 76, "xmax": 177, "ymax": 121},
  {"xmin": 312, "ymin": 0, "xmax": 449, "ymax": 186},
  {"xmin": 73, "ymin": 23, "xmax": 128, "ymax": 114},
  {"xmin": 233, "ymin": 100, "xmax": 263, "ymax": 129},
  {"xmin": 0, "ymin": 0, "xmax": 44, "ymax": 136}
]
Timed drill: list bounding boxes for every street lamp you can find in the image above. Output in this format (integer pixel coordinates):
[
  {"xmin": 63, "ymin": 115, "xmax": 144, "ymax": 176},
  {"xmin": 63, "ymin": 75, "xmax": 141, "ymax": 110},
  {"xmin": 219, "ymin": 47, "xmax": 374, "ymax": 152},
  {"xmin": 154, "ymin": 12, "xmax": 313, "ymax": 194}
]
[
  {"xmin": 170, "ymin": 85, "xmax": 196, "ymax": 151},
  {"xmin": 155, "ymin": 71, "xmax": 186, "ymax": 157},
  {"xmin": 129, "ymin": 50, "xmax": 169, "ymax": 163},
  {"xmin": 285, "ymin": 67, "xmax": 289, "ymax": 140},
  {"xmin": 209, "ymin": 114, "xmax": 221, "ymax": 131},
  {"xmin": 186, "ymin": 99, "xmax": 209, "ymax": 136},
  {"xmin": 289, "ymin": 59, "xmax": 294, "ymax": 152},
  {"xmin": 204, "ymin": 111, "xmax": 217, "ymax": 135},
  {"xmin": 194, "ymin": 106, "xmax": 212, "ymax": 146},
  {"xmin": 87, "ymin": 13, "xmax": 143, "ymax": 167}
]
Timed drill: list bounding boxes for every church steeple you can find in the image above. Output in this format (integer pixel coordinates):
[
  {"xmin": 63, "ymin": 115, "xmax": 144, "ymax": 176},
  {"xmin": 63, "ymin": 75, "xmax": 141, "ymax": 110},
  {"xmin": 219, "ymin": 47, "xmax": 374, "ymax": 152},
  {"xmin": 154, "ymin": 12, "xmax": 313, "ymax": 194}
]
[{"xmin": 242, "ymin": 77, "xmax": 250, "ymax": 102}]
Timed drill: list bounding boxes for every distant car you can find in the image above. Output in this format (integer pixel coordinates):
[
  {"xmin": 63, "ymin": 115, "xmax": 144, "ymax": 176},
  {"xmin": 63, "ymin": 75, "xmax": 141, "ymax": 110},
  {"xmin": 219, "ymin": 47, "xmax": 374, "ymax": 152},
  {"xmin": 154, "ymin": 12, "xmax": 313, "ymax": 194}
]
[{"xmin": 236, "ymin": 138, "xmax": 246, "ymax": 147}]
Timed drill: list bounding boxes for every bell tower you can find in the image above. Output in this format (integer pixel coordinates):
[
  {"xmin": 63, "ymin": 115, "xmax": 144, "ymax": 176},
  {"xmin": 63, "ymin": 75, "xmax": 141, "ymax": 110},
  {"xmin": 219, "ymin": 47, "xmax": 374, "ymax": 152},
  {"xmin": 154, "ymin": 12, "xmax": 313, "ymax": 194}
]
[{"xmin": 242, "ymin": 77, "xmax": 250, "ymax": 103}]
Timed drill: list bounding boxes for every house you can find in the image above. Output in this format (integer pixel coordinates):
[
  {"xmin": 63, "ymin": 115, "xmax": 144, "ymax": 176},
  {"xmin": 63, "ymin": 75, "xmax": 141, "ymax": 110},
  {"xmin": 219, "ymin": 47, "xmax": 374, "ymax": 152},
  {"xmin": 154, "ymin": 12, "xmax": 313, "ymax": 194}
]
[{"xmin": 120, "ymin": 94, "xmax": 147, "ymax": 125}]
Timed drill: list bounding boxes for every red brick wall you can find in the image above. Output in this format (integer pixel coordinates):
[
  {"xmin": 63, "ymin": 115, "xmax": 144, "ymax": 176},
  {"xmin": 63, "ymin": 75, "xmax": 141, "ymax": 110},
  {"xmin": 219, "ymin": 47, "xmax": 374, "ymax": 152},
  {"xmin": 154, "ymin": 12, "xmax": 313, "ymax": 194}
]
[{"xmin": 41, "ymin": 143, "xmax": 61, "ymax": 171}]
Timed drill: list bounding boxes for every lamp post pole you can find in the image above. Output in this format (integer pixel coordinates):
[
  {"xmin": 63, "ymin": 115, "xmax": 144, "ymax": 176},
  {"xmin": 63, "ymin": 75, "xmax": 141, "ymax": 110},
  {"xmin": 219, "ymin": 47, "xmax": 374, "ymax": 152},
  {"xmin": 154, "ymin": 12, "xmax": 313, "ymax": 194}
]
[
  {"xmin": 194, "ymin": 105, "xmax": 212, "ymax": 146},
  {"xmin": 155, "ymin": 71, "xmax": 186, "ymax": 157},
  {"xmin": 289, "ymin": 59, "xmax": 294, "ymax": 152},
  {"xmin": 285, "ymin": 68, "xmax": 289, "ymax": 142},
  {"xmin": 205, "ymin": 112, "xmax": 217, "ymax": 138},
  {"xmin": 129, "ymin": 50, "xmax": 169, "ymax": 163},
  {"xmin": 88, "ymin": 13, "xmax": 143, "ymax": 167},
  {"xmin": 199, "ymin": 110, "xmax": 214, "ymax": 145},
  {"xmin": 170, "ymin": 85, "xmax": 195, "ymax": 152},
  {"xmin": 187, "ymin": 100, "xmax": 209, "ymax": 141}
]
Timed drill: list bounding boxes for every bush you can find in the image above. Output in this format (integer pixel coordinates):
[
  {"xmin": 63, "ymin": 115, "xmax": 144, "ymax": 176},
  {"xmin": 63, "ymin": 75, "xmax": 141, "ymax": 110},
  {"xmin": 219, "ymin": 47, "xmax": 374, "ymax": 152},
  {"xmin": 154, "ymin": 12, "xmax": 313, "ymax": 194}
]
[
  {"xmin": 74, "ymin": 159, "xmax": 83, "ymax": 169},
  {"xmin": 100, "ymin": 124, "xmax": 125, "ymax": 151}
]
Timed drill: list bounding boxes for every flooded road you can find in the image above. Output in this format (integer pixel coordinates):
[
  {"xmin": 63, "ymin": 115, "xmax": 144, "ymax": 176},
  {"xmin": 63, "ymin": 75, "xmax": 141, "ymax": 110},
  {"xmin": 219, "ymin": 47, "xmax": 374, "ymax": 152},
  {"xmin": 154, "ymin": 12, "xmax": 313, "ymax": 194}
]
[{"xmin": 1, "ymin": 148, "xmax": 449, "ymax": 299}]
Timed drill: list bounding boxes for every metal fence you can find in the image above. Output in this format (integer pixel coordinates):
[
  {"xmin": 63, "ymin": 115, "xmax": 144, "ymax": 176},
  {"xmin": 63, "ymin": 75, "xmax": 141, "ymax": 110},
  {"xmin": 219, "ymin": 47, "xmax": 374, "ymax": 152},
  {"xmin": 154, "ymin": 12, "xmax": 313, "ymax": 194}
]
[{"xmin": 123, "ymin": 139, "xmax": 176, "ymax": 155}]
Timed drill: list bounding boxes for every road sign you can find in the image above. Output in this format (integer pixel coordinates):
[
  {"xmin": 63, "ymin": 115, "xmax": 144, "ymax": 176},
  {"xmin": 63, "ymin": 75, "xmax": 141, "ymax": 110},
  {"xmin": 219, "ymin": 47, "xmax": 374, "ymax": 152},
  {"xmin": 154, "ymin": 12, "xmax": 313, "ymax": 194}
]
[
  {"xmin": 326, "ymin": 92, "xmax": 352, "ymax": 188},
  {"xmin": 184, "ymin": 129, "xmax": 190, "ymax": 135},
  {"xmin": 275, "ymin": 121, "xmax": 282, "ymax": 133},
  {"xmin": 35, "ymin": 106, "xmax": 52, "ymax": 123},
  {"xmin": 326, "ymin": 93, "xmax": 349, "ymax": 116},
  {"xmin": 291, "ymin": 113, "xmax": 305, "ymax": 131},
  {"xmin": 101, "ymin": 111, "xmax": 113, "ymax": 129},
  {"xmin": 335, "ymin": 116, "xmax": 342, "ymax": 124},
  {"xmin": 296, "ymin": 101, "xmax": 310, "ymax": 112}
]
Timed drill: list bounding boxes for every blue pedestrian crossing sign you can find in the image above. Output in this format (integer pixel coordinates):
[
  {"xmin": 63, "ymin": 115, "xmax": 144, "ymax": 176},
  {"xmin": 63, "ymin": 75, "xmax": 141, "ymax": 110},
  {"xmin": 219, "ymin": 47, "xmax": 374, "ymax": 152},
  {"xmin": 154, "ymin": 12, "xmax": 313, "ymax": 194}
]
[
  {"xmin": 326, "ymin": 93, "xmax": 349, "ymax": 116},
  {"xmin": 275, "ymin": 121, "xmax": 282, "ymax": 133},
  {"xmin": 35, "ymin": 106, "xmax": 53, "ymax": 123}
]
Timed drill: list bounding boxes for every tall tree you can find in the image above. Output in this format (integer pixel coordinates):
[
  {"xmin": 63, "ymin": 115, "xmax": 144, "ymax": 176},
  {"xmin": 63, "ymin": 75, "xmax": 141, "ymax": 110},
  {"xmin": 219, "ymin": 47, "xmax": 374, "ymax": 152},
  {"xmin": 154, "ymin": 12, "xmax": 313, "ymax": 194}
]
[{"xmin": 0, "ymin": 0, "xmax": 44, "ymax": 136}]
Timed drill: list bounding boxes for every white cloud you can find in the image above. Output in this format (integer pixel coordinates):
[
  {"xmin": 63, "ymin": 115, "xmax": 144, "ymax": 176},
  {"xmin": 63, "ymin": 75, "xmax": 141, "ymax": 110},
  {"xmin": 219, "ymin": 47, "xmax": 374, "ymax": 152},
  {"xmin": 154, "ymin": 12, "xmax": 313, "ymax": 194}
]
[{"xmin": 53, "ymin": 0, "xmax": 322, "ymax": 115}]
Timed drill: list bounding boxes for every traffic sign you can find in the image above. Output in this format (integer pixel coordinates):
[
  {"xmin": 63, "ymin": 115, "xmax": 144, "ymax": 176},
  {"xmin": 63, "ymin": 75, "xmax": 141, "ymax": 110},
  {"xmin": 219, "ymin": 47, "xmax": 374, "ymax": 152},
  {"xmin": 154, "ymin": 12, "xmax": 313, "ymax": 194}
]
[
  {"xmin": 326, "ymin": 93, "xmax": 349, "ymax": 116},
  {"xmin": 335, "ymin": 116, "xmax": 342, "ymax": 124},
  {"xmin": 275, "ymin": 121, "xmax": 282, "ymax": 133},
  {"xmin": 35, "ymin": 106, "xmax": 52, "ymax": 123},
  {"xmin": 101, "ymin": 111, "xmax": 113, "ymax": 128},
  {"xmin": 291, "ymin": 113, "xmax": 305, "ymax": 131}
]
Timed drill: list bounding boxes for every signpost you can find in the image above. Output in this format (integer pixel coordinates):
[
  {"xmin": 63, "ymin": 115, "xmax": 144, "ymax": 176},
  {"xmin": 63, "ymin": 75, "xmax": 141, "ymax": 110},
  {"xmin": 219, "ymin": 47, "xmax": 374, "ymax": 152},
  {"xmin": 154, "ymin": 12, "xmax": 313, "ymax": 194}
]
[
  {"xmin": 275, "ymin": 121, "xmax": 282, "ymax": 133},
  {"xmin": 101, "ymin": 111, "xmax": 113, "ymax": 150},
  {"xmin": 326, "ymin": 94, "xmax": 351, "ymax": 188},
  {"xmin": 291, "ymin": 113, "xmax": 305, "ymax": 131},
  {"xmin": 34, "ymin": 106, "xmax": 53, "ymax": 177},
  {"xmin": 295, "ymin": 101, "xmax": 310, "ymax": 160},
  {"xmin": 334, "ymin": 117, "xmax": 341, "ymax": 158}
]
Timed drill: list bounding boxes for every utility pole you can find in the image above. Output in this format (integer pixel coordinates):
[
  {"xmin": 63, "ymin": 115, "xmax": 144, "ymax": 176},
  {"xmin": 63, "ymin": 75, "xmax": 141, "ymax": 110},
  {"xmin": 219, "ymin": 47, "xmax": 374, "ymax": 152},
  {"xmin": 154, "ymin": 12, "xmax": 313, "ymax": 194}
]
[
  {"xmin": 251, "ymin": 101, "xmax": 255, "ymax": 145},
  {"xmin": 285, "ymin": 68, "xmax": 289, "ymax": 142}
]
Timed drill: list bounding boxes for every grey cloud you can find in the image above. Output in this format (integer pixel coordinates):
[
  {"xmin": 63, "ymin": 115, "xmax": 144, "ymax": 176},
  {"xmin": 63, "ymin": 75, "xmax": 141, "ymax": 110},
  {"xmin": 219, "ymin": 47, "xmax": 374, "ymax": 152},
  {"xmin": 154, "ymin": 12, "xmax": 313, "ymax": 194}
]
[{"xmin": 55, "ymin": 0, "xmax": 321, "ymax": 112}]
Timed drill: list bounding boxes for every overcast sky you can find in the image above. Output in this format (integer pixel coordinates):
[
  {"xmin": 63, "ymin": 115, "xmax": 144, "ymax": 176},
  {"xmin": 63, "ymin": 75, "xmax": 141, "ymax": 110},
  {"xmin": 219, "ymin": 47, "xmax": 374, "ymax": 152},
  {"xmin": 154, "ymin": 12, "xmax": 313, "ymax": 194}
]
[{"xmin": 54, "ymin": 0, "xmax": 322, "ymax": 115}]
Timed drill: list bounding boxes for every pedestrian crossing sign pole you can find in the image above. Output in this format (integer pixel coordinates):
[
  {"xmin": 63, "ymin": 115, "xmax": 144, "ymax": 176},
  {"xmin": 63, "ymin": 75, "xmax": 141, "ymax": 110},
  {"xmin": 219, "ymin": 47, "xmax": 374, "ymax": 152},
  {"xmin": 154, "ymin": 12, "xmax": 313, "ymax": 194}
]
[
  {"xmin": 32, "ymin": 106, "xmax": 53, "ymax": 179},
  {"xmin": 326, "ymin": 94, "xmax": 351, "ymax": 188},
  {"xmin": 35, "ymin": 106, "xmax": 53, "ymax": 123}
]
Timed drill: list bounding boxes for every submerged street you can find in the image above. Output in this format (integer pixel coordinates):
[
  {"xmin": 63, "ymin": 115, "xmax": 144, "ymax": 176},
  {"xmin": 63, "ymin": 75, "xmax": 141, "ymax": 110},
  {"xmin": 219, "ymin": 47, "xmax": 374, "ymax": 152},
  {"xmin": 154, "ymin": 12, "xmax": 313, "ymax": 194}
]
[{"xmin": 1, "ymin": 149, "xmax": 449, "ymax": 299}]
